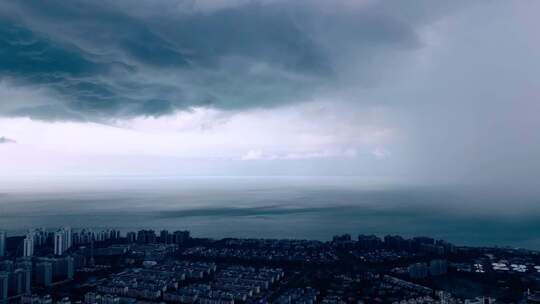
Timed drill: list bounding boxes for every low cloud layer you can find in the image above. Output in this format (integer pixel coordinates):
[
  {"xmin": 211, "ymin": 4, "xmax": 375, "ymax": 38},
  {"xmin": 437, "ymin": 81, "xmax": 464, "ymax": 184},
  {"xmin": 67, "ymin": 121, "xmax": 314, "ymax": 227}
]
[{"xmin": 0, "ymin": 0, "xmax": 466, "ymax": 121}]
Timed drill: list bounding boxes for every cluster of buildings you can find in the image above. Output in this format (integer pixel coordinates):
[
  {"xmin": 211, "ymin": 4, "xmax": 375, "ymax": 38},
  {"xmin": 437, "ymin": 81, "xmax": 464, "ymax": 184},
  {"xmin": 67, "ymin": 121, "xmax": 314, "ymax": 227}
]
[
  {"xmin": 97, "ymin": 261, "xmax": 216, "ymax": 301},
  {"xmin": 275, "ymin": 287, "xmax": 319, "ymax": 304},
  {"xmin": 388, "ymin": 294, "xmax": 497, "ymax": 304},
  {"xmin": 0, "ymin": 260, "xmax": 32, "ymax": 302},
  {"xmin": 359, "ymin": 275, "xmax": 471, "ymax": 303},
  {"xmin": 95, "ymin": 263, "xmax": 283, "ymax": 304},
  {"xmin": 163, "ymin": 266, "xmax": 283, "ymax": 304},
  {"xmin": 383, "ymin": 275, "xmax": 434, "ymax": 295},
  {"xmin": 73, "ymin": 229, "xmax": 121, "ymax": 246},
  {"xmin": 182, "ymin": 238, "xmax": 338, "ymax": 264},
  {"xmin": 182, "ymin": 246, "xmax": 338, "ymax": 264},
  {"xmin": 53, "ymin": 228, "xmax": 72, "ymax": 256},
  {"xmin": 353, "ymin": 249, "xmax": 415, "ymax": 263},
  {"xmin": 21, "ymin": 230, "xmax": 52, "ymax": 259},
  {"xmin": 452, "ymin": 253, "xmax": 540, "ymax": 275},
  {"xmin": 223, "ymin": 238, "xmax": 325, "ymax": 249},
  {"xmin": 10, "ymin": 228, "xmax": 123, "ymax": 259},
  {"xmin": 408, "ymin": 260, "xmax": 448, "ymax": 279},
  {"xmin": 129, "ymin": 244, "xmax": 178, "ymax": 264},
  {"xmin": 83, "ymin": 293, "xmax": 120, "ymax": 304},
  {"xmin": 97, "ymin": 268, "xmax": 174, "ymax": 301},
  {"xmin": 125, "ymin": 230, "xmax": 189, "ymax": 245},
  {"xmin": 343, "ymin": 234, "xmax": 456, "ymax": 256},
  {"xmin": 164, "ymin": 284, "xmax": 234, "ymax": 304},
  {"xmin": 210, "ymin": 266, "xmax": 283, "ymax": 301},
  {"xmin": 0, "ymin": 227, "xmax": 133, "ymax": 304},
  {"xmin": 20, "ymin": 227, "xmax": 73, "ymax": 258},
  {"xmin": 0, "ymin": 255, "xmax": 77, "ymax": 302},
  {"xmin": 2, "ymin": 227, "xmax": 540, "ymax": 303},
  {"xmin": 20, "ymin": 294, "xmax": 54, "ymax": 304},
  {"xmin": 327, "ymin": 234, "xmax": 459, "ymax": 267}
]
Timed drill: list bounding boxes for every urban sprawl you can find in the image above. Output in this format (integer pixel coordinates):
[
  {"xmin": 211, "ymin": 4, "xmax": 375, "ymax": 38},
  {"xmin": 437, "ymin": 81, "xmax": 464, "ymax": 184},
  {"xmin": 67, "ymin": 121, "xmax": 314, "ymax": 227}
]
[{"xmin": 0, "ymin": 228, "xmax": 540, "ymax": 304}]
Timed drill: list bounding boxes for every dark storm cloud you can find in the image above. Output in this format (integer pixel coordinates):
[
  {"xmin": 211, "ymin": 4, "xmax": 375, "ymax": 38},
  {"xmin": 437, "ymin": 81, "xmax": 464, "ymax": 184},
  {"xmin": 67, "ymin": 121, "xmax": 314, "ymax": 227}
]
[
  {"xmin": 0, "ymin": 136, "xmax": 16, "ymax": 144},
  {"xmin": 0, "ymin": 0, "xmax": 461, "ymax": 121}
]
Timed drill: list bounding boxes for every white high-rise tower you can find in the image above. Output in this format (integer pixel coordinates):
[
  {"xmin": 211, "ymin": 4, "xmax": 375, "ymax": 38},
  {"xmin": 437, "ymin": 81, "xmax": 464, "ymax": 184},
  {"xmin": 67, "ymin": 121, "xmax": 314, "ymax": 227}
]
[
  {"xmin": 64, "ymin": 227, "xmax": 72, "ymax": 250},
  {"xmin": 0, "ymin": 231, "xmax": 6, "ymax": 257},
  {"xmin": 23, "ymin": 233, "xmax": 34, "ymax": 257},
  {"xmin": 54, "ymin": 231, "xmax": 65, "ymax": 256}
]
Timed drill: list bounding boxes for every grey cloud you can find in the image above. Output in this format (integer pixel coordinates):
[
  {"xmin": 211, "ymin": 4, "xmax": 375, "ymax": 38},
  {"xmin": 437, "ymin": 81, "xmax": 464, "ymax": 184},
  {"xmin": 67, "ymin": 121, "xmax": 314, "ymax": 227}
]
[
  {"xmin": 0, "ymin": 136, "xmax": 16, "ymax": 144},
  {"xmin": 0, "ymin": 0, "xmax": 465, "ymax": 121}
]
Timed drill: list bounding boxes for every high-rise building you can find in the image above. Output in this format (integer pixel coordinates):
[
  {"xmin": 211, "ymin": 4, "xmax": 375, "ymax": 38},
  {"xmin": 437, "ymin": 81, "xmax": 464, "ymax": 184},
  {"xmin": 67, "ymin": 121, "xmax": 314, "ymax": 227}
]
[
  {"xmin": 137, "ymin": 230, "xmax": 156, "ymax": 244},
  {"xmin": 66, "ymin": 256, "xmax": 75, "ymax": 280},
  {"xmin": 0, "ymin": 261, "xmax": 13, "ymax": 273},
  {"xmin": 64, "ymin": 227, "xmax": 72, "ymax": 250},
  {"xmin": 332, "ymin": 234, "xmax": 351, "ymax": 242},
  {"xmin": 0, "ymin": 231, "xmax": 6, "ymax": 258},
  {"xmin": 31, "ymin": 228, "xmax": 47, "ymax": 247},
  {"xmin": 0, "ymin": 272, "xmax": 8, "ymax": 301},
  {"xmin": 35, "ymin": 262, "xmax": 53, "ymax": 287},
  {"xmin": 72, "ymin": 232, "xmax": 80, "ymax": 246},
  {"xmin": 413, "ymin": 236, "xmax": 435, "ymax": 250},
  {"xmin": 54, "ymin": 257, "xmax": 75, "ymax": 280},
  {"xmin": 21, "ymin": 268, "xmax": 31, "ymax": 295},
  {"xmin": 126, "ymin": 232, "xmax": 136, "ymax": 243},
  {"xmin": 160, "ymin": 230, "xmax": 169, "ymax": 243},
  {"xmin": 54, "ymin": 231, "xmax": 65, "ymax": 256},
  {"xmin": 357, "ymin": 234, "xmax": 382, "ymax": 251},
  {"xmin": 384, "ymin": 235, "xmax": 405, "ymax": 250},
  {"xmin": 173, "ymin": 231, "xmax": 190, "ymax": 245},
  {"xmin": 429, "ymin": 259, "xmax": 448, "ymax": 276},
  {"xmin": 9, "ymin": 268, "xmax": 24, "ymax": 296},
  {"xmin": 53, "ymin": 228, "xmax": 74, "ymax": 256},
  {"xmin": 23, "ymin": 234, "xmax": 34, "ymax": 257},
  {"xmin": 15, "ymin": 262, "xmax": 32, "ymax": 294},
  {"xmin": 408, "ymin": 262, "xmax": 429, "ymax": 279}
]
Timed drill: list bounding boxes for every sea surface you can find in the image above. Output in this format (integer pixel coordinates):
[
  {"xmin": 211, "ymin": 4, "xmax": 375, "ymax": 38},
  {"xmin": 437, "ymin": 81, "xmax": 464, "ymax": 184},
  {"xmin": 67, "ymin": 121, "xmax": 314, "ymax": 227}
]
[{"xmin": 1, "ymin": 176, "xmax": 540, "ymax": 249}]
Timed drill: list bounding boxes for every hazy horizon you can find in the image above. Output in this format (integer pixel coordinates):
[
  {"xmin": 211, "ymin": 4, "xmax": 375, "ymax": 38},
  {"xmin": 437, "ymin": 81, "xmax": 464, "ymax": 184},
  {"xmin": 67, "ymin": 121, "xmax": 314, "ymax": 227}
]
[{"xmin": 1, "ymin": 176, "xmax": 539, "ymax": 249}]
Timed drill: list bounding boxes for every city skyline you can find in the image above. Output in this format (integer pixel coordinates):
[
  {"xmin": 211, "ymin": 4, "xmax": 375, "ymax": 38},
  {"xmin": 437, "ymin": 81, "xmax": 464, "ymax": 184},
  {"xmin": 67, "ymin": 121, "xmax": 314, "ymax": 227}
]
[{"xmin": 0, "ymin": 225, "xmax": 538, "ymax": 303}]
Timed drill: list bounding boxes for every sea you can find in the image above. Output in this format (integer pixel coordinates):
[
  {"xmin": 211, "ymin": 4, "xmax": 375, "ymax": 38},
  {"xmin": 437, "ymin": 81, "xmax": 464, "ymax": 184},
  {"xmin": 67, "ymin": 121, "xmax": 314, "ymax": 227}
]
[{"xmin": 1, "ymin": 176, "xmax": 540, "ymax": 250}]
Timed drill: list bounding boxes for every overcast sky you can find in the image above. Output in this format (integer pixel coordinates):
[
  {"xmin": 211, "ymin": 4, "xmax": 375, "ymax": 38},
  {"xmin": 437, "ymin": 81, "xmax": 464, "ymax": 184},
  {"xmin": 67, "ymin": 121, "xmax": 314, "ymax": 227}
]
[{"xmin": 0, "ymin": 0, "xmax": 538, "ymax": 186}]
